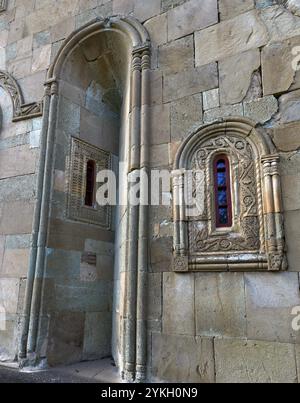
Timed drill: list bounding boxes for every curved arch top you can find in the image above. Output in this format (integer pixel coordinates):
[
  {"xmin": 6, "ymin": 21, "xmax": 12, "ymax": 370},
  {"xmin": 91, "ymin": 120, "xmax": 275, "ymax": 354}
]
[
  {"xmin": 47, "ymin": 16, "xmax": 151, "ymax": 81},
  {"xmin": 0, "ymin": 70, "xmax": 43, "ymax": 122},
  {"xmin": 174, "ymin": 117, "xmax": 276, "ymax": 170}
]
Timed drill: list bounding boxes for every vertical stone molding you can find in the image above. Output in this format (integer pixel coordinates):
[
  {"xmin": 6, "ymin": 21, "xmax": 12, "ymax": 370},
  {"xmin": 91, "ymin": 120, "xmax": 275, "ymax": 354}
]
[{"xmin": 173, "ymin": 118, "xmax": 287, "ymax": 273}]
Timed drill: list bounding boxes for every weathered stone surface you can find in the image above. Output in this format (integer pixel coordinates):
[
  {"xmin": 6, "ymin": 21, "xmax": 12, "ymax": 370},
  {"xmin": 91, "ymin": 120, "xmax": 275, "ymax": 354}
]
[
  {"xmin": 244, "ymin": 96, "xmax": 278, "ymax": 124},
  {"xmin": 150, "ymin": 144, "xmax": 170, "ymax": 168},
  {"xmin": 162, "ymin": 272, "xmax": 194, "ymax": 335},
  {"xmin": 158, "ymin": 35, "xmax": 194, "ymax": 75},
  {"xmin": 276, "ymin": 89, "xmax": 300, "ymax": 123},
  {"xmin": 215, "ymin": 339, "xmax": 298, "ymax": 383},
  {"xmin": 0, "ymin": 201, "xmax": 34, "ymax": 235},
  {"xmin": 0, "ymin": 278, "xmax": 20, "ymax": 314},
  {"xmin": 203, "ymin": 103, "xmax": 243, "ymax": 123},
  {"xmin": 82, "ymin": 311, "xmax": 112, "ymax": 360},
  {"xmin": 219, "ymin": 0, "xmax": 254, "ymax": 20},
  {"xmin": 219, "ymin": 50, "xmax": 260, "ymax": 105},
  {"xmin": 47, "ymin": 311, "xmax": 85, "ymax": 366},
  {"xmin": 147, "ymin": 273, "xmax": 162, "ymax": 321},
  {"xmin": 134, "ymin": 0, "xmax": 161, "ymax": 22},
  {"xmin": 170, "ymin": 93, "xmax": 203, "ymax": 141},
  {"xmin": 259, "ymin": 5, "xmax": 300, "ymax": 43},
  {"xmin": 281, "ymin": 172, "xmax": 300, "ymax": 211},
  {"xmin": 167, "ymin": 0, "xmax": 218, "ymax": 41},
  {"xmin": 0, "ymin": 146, "xmax": 37, "ymax": 180},
  {"xmin": 195, "ymin": 273, "xmax": 246, "ymax": 338},
  {"xmin": 152, "ymin": 333, "xmax": 215, "ymax": 383},
  {"xmin": 245, "ymin": 273, "xmax": 300, "ymax": 343},
  {"xmin": 164, "ymin": 63, "xmax": 218, "ymax": 103},
  {"xmin": 203, "ymin": 88, "xmax": 220, "ymax": 111},
  {"xmin": 284, "ymin": 210, "xmax": 300, "ymax": 271},
  {"xmin": 1, "ymin": 248, "xmax": 30, "ymax": 278},
  {"xmin": 195, "ymin": 10, "xmax": 268, "ymax": 66},
  {"xmin": 150, "ymin": 104, "xmax": 170, "ymax": 145},
  {"xmin": 0, "ymin": 175, "xmax": 36, "ymax": 202},
  {"xmin": 270, "ymin": 122, "xmax": 300, "ymax": 151}
]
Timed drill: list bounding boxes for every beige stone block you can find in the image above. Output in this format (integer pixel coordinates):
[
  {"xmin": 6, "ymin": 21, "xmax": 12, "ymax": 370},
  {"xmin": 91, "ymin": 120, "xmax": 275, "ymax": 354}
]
[
  {"xmin": 164, "ymin": 63, "xmax": 218, "ymax": 103},
  {"xmin": 245, "ymin": 273, "xmax": 300, "ymax": 343},
  {"xmin": 0, "ymin": 146, "xmax": 37, "ymax": 180},
  {"xmin": 195, "ymin": 273, "xmax": 246, "ymax": 338},
  {"xmin": 215, "ymin": 338, "xmax": 298, "ymax": 383},
  {"xmin": 150, "ymin": 104, "xmax": 170, "ymax": 145},
  {"xmin": 0, "ymin": 278, "xmax": 20, "ymax": 315},
  {"xmin": 2, "ymin": 249, "xmax": 30, "ymax": 278},
  {"xmin": 112, "ymin": 0, "xmax": 134, "ymax": 14},
  {"xmin": 170, "ymin": 93, "xmax": 203, "ymax": 141},
  {"xmin": 259, "ymin": 5, "xmax": 300, "ymax": 44},
  {"xmin": 82, "ymin": 311, "xmax": 112, "ymax": 360},
  {"xmin": 31, "ymin": 44, "xmax": 51, "ymax": 72},
  {"xmin": 150, "ymin": 144, "xmax": 170, "ymax": 169},
  {"xmin": 150, "ymin": 70, "xmax": 163, "ymax": 106},
  {"xmin": 163, "ymin": 272, "xmax": 195, "ymax": 335},
  {"xmin": 0, "ymin": 201, "xmax": 34, "ymax": 235},
  {"xmin": 276, "ymin": 89, "xmax": 300, "ymax": 124},
  {"xmin": 53, "ymin": 170, "xmax": 66, "ymax": 193},
  {"xmin": 158, "ymin": 35, "xmax": 194, "ymax": 75},
  {"xmin": 219, "ymin": 0, "xmax": 254, "ymax": 20},
  {"xmin": 147, "ymin": 273, "xmax": 162, "ymax": 321},
  {"xmin": 281, "ymin": 173, "xmax": 300, "ymax": 212},
  {"xmin": 271, "ymin": 122, "xmax": 300, "ymax": 152},
  {"xmin": 18, "ymin": 71, "xmax": 46, "ymax": 104},
  {"xmin": 134, "ymin": 0, "xmax": 161, "ymax": 22},
  {"xmin": 50, "ymin": 16, "xmax": 75, "ymax": 43},
  {"xmin": 167, "ymin": 0, "xmax": 218, "ymax": 41},
  {"xmin": 203, "ymin": 88, "xmax": 220, "ymax": 111},
  {"xmin": 219, "ymin": 50, "xmax": 260, "ymax": 105},
  {"xmin": 244, "ymin": 96, "xmax": 278, "ymax": 124},
  {"xmin": 144, "ymin": 13, "xmax": 168, "ymax": 47},
  {"xmin": 203, "ymin": 103, "xmax": 243, "ymax": 123},
  {"xmin": 195, "ymin": 10, "xmax": 268, "ymax": 67},
  {"xmin": 0, "ymin": 236, "xmax": 4, "ymax": 272},
  {"xmin": 47, "ymin": 311, "xmax": 85, "ymax": 366},
  {"xmin": 284, "ymin": 210, "xmax": 300, "ymax": 271},
  {"xmin": 152, "ymin": 333, "xmax": 215, "ymax": 383}
]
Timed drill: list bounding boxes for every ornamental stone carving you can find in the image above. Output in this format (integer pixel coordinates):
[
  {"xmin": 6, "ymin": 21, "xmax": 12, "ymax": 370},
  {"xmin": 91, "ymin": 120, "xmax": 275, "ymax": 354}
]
[
  {"xmin": 0, "ymin": 1, "xmax": 6, "ymax": 12},
  {"xmin": 0, "ymin": 70, "xmax": 43, "ymax": 121},
  {"xmin": 66, "ymin": 137, "xmax": 112, "ymax": 229},
  {"xmin": 173, "ymin": 118, "xmax": 287, "ymax": 272}
]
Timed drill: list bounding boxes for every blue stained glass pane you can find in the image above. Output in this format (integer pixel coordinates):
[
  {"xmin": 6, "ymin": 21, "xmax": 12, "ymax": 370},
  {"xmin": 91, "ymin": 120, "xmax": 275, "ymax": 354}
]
[
  {"xmin": 217, "ymin": 160, "xmax": 226, "ymax": 170},
  {"xmin": 217, "ymin": 171, "xmax": 226, "ymax": 186},
  {"xmin": 218, "ymin": 190, "xmax": 227, "ymax": 205},
  {"xmin": 219, "ymin": 207, "xmax": 228, "ymax": 224}
]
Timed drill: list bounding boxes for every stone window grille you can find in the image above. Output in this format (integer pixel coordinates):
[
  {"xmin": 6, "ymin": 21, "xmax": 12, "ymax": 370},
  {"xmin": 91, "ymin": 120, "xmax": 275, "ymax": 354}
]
[
  {"xmin": 172, "ymin": 119, "xmax": 287, "ymax": 273},
  {"xmin": 66, "ymin": 137, "xmax": 112, "ymax": 229}
]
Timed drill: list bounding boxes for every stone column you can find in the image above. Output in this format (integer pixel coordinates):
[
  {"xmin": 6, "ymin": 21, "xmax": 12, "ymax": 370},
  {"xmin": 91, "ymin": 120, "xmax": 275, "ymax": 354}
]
[
  {"xmin": 27, "ymin": 81, "xmax": 59, "ymax": 357},
  {"xmin": 19, "ymin": 83, "xmax": 51, "ymax": 361},
  {"xmin": 136, "ymin": 47, "xmax": 150, "ymax": 382},
  {"xmin": 123, "ymin": 49, "xmax": 142, "ymax": 382}
]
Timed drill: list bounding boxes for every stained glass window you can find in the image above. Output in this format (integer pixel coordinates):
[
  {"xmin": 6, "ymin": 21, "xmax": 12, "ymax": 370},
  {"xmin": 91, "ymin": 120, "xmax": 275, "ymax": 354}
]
[{"xmin": 214, "ymin": 155, "xmax": 232, "ymax": 228}]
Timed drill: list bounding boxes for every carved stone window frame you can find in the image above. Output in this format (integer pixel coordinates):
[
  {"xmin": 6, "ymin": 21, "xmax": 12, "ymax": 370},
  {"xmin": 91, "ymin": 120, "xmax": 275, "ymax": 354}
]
[
  {"xmin": 0, "ymin": 1, "xmax": 7, "ymax": 13},
  {"xmin": 66, "ymin": 137, "xmax": 112, "ymax": 229},
  {"xmin": 173, "ymin": 118, "xmax": 287, "ymax": 273}
]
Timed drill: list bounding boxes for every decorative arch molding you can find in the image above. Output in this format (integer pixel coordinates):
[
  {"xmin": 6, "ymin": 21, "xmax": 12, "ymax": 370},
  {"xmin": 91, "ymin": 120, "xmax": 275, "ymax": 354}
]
[
  {"xmin": 0, "ymin": 70, "xmax": 43, "ymax": 122},
  {"xmin": 19, "ymin": 16, "xmax": 151, "ymax": 383},
  {"xmin": 0, "ymin": 0, "xmax": 7, "ymax": 13},
  {"xmin": 173, "ymin": 118, "xmax": 287, "ymax": 273}
]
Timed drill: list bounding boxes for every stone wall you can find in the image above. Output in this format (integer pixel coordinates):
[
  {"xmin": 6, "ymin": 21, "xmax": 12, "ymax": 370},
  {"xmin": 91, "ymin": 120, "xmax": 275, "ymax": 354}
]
[{"xmin": 0, "ymin": 0, "xmax": 300, "ymax": 382}]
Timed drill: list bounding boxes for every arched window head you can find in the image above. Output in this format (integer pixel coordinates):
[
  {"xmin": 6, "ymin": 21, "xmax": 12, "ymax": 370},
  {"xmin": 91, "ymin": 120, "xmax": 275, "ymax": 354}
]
[
  {"xmin": 213, "ymin": 155, "xmax": 232, "ymax": 228},
  {"xmin": 85, "ymin": 160, "xmax": 96, "ymax": 207}
]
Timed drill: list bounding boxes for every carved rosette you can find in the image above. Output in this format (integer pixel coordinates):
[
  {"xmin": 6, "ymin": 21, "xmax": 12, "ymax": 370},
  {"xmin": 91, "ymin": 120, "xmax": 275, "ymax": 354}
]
[
  {"xmin": 0, "ymin": 70, "xmax": 43, "ymax": 121},
  {"xmin": 172, "ymin": 120, "xmax": 287, "ymax": 272}
]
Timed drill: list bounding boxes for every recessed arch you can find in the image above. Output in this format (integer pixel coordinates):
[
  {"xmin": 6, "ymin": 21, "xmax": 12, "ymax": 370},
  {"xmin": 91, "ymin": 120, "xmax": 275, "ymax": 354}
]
[{"xmin": 19, "ymin": 16, "xmax": 151, "ymax": 383}]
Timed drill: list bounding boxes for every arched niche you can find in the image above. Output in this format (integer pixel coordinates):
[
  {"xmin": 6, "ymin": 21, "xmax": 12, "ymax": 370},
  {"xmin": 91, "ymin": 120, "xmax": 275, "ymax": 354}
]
[
  {"xmin": 19, "ymin": 17, "xmax": 151, "ymax": 382},
  {"xmin": 173, "ymin": 118, "xmax": 287, "ymax": 273}
]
